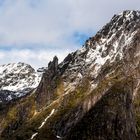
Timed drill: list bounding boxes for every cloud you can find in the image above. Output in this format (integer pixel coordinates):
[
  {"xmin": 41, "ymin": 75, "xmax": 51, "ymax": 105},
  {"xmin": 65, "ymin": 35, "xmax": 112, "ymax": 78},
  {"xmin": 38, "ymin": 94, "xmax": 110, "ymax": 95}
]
[
  {"xmin": 0, "ymin": 51, "xmax": 5, "ymax": 59},
  {"xmin": 0, "ymin": 48, "xmax": 71, "ymax": 68},
  {"xmin": 0, "ymin": 0, "xmax": 139, "ymax": 68}
]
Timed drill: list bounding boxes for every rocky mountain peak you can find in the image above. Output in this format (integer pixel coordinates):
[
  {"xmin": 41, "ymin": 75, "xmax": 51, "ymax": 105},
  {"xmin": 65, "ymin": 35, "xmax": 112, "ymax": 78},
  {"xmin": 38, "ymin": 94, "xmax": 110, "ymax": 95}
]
[
  {"xmin": 35, "ymin": 10, "xmax": 140, "ymax": 110},
  {"xmin": 97, "ymin": 10, "xmax": 140, "ymax": 39},
  {"xmin": 54, "ymin": 11, "xmax": 139, "ymax": 96},
  {"xmin": 48, "ymin": 56, "xmax": 58, "ymax": 73}
]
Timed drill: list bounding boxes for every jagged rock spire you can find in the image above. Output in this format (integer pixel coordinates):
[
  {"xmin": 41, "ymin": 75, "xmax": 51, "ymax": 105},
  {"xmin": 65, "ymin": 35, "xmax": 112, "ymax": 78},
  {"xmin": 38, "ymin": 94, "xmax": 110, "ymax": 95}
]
[{"xmin": 48, "ymin": 56, "xmax": 58, "ymax": 74}]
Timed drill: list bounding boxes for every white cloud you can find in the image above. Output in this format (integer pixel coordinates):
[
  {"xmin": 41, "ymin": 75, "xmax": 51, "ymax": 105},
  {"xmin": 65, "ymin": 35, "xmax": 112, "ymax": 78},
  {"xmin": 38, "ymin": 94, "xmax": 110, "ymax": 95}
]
[
  {"xmin": 0, "ymin": 0, "xmax": 139, "ymax": 68},
  {"xmin": 0, "ymin": 49, "xmax": 71, "ymax": 68},
  {"xmin": 0, "ymin": 51, "xmax": 5, "ymax": 59}
]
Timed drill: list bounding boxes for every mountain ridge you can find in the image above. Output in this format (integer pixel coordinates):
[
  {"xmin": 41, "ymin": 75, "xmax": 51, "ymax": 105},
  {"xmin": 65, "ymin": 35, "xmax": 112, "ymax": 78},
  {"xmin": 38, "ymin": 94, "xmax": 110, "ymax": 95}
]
[{"xmin": 0, "ymin": 10, "xmax": 140, "ymax": 140}]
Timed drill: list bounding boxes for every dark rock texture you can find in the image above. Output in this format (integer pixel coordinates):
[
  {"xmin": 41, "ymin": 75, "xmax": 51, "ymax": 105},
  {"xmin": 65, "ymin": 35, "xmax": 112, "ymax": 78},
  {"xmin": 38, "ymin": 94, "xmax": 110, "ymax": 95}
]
[
  {"xmin": 36, "ymin": 56, "xmax": 59, "ymax": 109},
  {"xmin": 65, "ymin": 82, "xmax": 137, "ymax": 140}
]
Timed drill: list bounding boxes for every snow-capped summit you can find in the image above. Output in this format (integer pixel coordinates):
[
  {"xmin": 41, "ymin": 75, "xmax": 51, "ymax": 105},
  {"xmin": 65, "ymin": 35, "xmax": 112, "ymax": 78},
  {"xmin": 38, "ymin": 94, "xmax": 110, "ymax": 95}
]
[{"xmin": 0, "ymin": 62, "xmax": 42, "ymax": 102}]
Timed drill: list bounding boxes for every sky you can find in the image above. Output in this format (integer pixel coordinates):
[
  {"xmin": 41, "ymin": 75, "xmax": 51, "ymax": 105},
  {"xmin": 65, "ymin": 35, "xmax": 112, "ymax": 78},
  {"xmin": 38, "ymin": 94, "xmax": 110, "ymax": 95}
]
[{"xmin": 0, "ymin": 0, "xmax": 139, "ymax": 69}]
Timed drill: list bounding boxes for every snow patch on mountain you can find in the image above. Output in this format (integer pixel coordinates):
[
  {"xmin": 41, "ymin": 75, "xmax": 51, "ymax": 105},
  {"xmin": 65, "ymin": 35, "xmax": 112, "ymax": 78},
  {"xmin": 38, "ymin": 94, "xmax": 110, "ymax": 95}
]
[
  {"xmin": 38, "ymin": 109, "xmax": 55, "ymax": 129},
  {"xmin": 31, "ymin": 132, "xmax": 38, "ymax": 140}
]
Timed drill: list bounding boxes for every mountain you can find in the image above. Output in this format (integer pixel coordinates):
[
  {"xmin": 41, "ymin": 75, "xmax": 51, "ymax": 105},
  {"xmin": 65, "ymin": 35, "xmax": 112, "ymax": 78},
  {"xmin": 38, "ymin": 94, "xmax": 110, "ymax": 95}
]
[
  {"xmin": 0, "ymin": 10, "xmax": 140, "ymax": 140},
  {"xmin": 0, "ymin": 62, "xmax": 42, "ymax": 103}
]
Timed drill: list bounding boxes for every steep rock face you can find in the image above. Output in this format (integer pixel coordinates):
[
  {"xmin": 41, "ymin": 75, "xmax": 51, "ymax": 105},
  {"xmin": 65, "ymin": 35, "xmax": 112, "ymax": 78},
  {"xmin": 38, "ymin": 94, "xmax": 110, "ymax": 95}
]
[
  {"xmin": 36, "ymin": 56, "xmax": 59, "ymax": 109},
  {"xmin": 0, "ymin": 10, "xmax": 140, "ymax": 140}
]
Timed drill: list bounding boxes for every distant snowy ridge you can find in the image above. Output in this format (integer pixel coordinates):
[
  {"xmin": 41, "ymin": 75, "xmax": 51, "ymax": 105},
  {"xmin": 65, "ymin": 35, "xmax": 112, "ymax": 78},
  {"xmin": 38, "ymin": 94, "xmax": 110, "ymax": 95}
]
[{"xmin": 0, "ymin": 62, "xmax": 42, "ymax": 102}]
